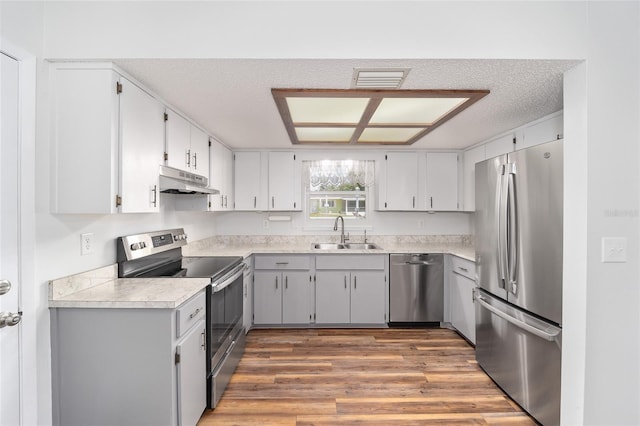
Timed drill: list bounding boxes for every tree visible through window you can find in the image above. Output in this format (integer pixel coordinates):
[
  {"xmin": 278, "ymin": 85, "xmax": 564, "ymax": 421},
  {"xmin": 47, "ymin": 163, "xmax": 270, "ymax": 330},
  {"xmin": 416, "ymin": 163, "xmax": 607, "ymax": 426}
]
[{"xmin": 304, "ymin": 160, "xmax": 374, "ymax": 221}]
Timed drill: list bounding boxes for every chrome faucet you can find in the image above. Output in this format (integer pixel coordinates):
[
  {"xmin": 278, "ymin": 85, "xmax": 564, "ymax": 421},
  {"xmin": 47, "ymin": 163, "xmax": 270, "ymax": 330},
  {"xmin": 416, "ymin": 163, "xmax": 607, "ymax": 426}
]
[{"xmin": 333, "ymin": 215, "xmax": 349, "ymax": 243}]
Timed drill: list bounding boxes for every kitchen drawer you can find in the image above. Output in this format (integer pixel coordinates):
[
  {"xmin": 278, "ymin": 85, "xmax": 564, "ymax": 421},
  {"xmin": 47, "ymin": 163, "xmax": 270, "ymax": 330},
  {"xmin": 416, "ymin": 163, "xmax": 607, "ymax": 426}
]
[
  {"xmin": 316, "ymin": 254, "xmax": 386, "ymax": 270},
  {"xmin": 254, "ymin": 255, "xmax": 310, "ymax": 270},
  {"xmin": 176, "ymin": 291, "xmax": 206, "ymax": 338},
  {"xmin": 451, "ymin": 255, "xmax": 476, "ymax": 281}
]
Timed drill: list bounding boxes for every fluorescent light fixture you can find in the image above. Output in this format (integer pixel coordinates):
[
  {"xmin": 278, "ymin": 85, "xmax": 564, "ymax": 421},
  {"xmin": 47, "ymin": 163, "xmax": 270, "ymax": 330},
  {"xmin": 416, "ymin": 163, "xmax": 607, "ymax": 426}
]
[{"xmin": 272, "ymin": 88, "xmax": 489, "ymax": 145}]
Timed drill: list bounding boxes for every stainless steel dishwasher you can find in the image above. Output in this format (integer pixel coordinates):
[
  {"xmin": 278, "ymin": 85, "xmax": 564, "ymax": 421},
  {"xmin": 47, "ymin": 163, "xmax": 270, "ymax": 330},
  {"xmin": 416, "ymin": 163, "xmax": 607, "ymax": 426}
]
[{"xmin": 389, "ymin": 254, "xmax": 444, "ymax": 324}]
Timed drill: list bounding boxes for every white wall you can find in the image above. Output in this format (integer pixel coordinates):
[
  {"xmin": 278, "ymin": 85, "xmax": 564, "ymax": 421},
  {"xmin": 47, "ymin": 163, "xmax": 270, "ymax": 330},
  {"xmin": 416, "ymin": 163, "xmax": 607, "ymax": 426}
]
[{"xmin": 2, "ymin": 1, "xmax": 638, "ymax": 425}]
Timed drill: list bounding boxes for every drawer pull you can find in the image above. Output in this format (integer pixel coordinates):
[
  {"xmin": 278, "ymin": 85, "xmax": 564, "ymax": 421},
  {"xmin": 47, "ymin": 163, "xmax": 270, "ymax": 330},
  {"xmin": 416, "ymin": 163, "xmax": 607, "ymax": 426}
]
[
  {"xmin": 458, "ymin": 266, "xmax": 469, "ymax": 272},
  {"xmin": 189, "ymin": 307, "xmax": 202, "ymax": 319},
  {"xmin": 275, "ymin": 262, "xmax": 289, "ymax": 265}
]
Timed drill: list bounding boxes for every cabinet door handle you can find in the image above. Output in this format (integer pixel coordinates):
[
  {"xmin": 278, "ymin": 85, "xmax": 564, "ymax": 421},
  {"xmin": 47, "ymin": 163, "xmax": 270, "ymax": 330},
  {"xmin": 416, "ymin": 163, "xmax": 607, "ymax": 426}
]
[
  {"xmin": 430, "ymin": 196, "xmax": 433, "ymax": 209},
  {"xmin": 285, "ymin": 276, "xmax": 288, "ymax": 289},
  {"xmin": 275, "ymin": 276, "xmax": 278, "ymax": 289},
  {"xmin": 354, "ymin": 275, "xmax": 357, "ymax": 289},
  {"xmin": 412, "ymin": 196, "xmax": 415, "ymax": 208},
  {"xmin": 254, "ymin": 196, "xmax": 257, "ymax": 208},
  {"xmin": 193, "ymin": 152, "xmax": 198, "ymax": 169},
  {"xmin": 224, "ymin": 195, "xmax": 227, "ymax": 208},
  {"xmin": 272, "ymin": 196, "xmax": 275, "ymax": 208},
  {"xmin": 151, "ymin": 185, "xmax": 158, "ymax": 207},
  {"xmin": 344, "ymin": 275, "xmax": 347, "ymax": 289},
  {"xmin": 221, "ymin": 195, "xmax": 224, "ymax": 208},
  {"xmin": 186, "ymin": 149, "xmax": 191, "ymax": 167},
  {"xmin": 200, "ymin": 330, "xmax": 206, "ymax": 351}
]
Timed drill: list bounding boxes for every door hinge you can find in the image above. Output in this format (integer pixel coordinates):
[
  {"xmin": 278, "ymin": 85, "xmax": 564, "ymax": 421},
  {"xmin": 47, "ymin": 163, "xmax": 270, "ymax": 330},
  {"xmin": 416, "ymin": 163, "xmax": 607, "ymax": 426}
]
[
  {"xmin": 384, "ymin": 202, "xmax": 388, "ymax": 208},
  {"xmin": 115, "ymin": 194, "xmax": 122, "ymax": 207},
  {"xmin": 116, "ymin": 81, "xmax": 122, "ymax": 94},
  {"xmin": 174, "ymin": 352, "xmax": 180, "ymax": 364},
  {"xmin": 164, "ymin": 152, "xmax": 168, "ymax": 161},
  {"xmin": 512, "ymin": 137, "xmax": 517, "ymax": 145},
  {"xmin": 208, "ymin": 201, "xmax": 212, "ymax": 209},
  {"xmin": 164, "ymin": 112, "xmax": 168, "ymax": 122},
  {"xmin": 385, "ymin": 154, "xmax": 388, "ymax": 160}
]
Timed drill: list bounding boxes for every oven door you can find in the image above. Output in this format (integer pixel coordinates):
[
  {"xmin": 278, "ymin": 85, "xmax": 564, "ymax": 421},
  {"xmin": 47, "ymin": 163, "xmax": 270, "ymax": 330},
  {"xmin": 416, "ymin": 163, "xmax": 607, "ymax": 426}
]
[{"xmin": 207, "ymin": 263, "xmax": 246, "ymax": 372}]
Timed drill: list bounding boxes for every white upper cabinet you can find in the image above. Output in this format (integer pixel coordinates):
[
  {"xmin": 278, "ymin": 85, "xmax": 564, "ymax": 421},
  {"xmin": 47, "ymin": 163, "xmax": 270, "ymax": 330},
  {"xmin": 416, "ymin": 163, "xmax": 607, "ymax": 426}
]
[
  {"xmin": 165, "ymin": 109, "xmax": 210, "ymax": 178},
  {"xmin": 209, "ymin": 139, "xmax": 234, "ymax": 211},
  {"xmin": 268, "ymin": 152, "xmax": 301, "ymax": 211},
  {"xmin": 51, "ymin": 64, "xmax": 164, "ymax": 214},
  {"xmin": 485, "ymin": 133, "xmax": 515, "ymax": 159},
  {"xmin": 425, "ymin": 152, "xmax": 459, "ymax": 211},
  {"xmin": 462, "ymin": 145, "xmax": 486, "ymax": 212},
  {"xmin": 379, "ymin": 152, "xmax": 419, "ymax": 210},
  {"xmin": 234, "ymin": 151, "xmax": 300, "ymax": 211},
  {"xmin": 234, "ymin": 151, "xmax": 267, "ymax": 210},
  {"xmin": 516, "ymin": 112, "xmax": 563, "ymax": 150}
]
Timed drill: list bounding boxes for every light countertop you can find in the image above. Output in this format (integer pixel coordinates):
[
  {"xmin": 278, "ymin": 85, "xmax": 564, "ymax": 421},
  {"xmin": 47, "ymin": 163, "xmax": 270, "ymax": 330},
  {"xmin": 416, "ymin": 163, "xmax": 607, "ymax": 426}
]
[{"xmin": 50, "ymin": 240, "xmax": 475, "ymax": 309}]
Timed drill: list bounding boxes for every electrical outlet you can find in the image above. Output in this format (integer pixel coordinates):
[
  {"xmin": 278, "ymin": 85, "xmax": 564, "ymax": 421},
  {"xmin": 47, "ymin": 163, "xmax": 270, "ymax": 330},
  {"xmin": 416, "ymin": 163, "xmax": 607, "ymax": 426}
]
[{"xmin": 81, "ymin": 233, "xmax": 94, "ymax": 255}]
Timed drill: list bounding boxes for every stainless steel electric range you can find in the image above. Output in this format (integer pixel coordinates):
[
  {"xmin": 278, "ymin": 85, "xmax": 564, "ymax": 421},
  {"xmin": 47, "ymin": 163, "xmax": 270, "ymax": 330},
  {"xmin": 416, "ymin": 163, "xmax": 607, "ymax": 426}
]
[{"xmin": 116, "ymin": 228, "xmax": 247, "ymax": 409}]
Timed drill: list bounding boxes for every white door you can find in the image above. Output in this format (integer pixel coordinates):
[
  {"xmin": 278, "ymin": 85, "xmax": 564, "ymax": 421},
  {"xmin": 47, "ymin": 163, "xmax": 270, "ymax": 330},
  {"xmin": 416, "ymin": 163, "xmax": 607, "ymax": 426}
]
[{"xmin": 0, "ymin": 52, "xmax": 23, "ymax": 426}]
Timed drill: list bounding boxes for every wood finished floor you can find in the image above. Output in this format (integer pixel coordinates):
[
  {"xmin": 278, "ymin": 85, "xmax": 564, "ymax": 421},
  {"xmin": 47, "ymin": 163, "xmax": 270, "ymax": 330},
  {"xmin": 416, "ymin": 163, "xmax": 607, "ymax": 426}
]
[{"xmin": 198, "ymin": 328, "xmax": 537, "ymax": 425}]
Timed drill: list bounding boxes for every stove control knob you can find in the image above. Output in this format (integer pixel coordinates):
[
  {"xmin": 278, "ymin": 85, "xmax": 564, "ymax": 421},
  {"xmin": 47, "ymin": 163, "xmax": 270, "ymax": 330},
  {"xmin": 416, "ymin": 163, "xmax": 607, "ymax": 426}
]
[{"xmin": 130, "ymin": 242, "xmax": 145, "ymax": 251}]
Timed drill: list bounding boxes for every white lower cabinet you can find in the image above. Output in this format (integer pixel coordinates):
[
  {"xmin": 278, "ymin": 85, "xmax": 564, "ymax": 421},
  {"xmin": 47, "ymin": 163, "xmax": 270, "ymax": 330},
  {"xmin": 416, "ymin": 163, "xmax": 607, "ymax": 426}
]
[
  {"xmin": 50, "ymin": 290, "xmax": 207, "ymax": 426},
  {"xmin": 253, "ymin": 255, "xmax": 313, "ymax": 325},
  {"xmin": 315, "ymin": 255, "xmax": 388, "ymax": 325},
  {"xmin": 449, "ymin": 256, "xmax": 477, "ymax": 344}
]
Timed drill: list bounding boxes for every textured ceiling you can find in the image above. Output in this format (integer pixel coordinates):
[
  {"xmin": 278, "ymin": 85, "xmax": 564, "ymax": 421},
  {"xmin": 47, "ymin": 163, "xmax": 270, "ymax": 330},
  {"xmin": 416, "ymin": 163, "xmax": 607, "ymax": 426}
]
[{"xmin": 114, "ymin": 58, "xmax": 579, "ymax": 150}]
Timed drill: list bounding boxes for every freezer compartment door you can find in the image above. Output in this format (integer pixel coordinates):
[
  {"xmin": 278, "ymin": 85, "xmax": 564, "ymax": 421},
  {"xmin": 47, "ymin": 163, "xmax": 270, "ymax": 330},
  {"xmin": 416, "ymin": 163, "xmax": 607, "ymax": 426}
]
[{"xmin": 475, "ymin": 289, "xmax": 561, "ymax": 426}]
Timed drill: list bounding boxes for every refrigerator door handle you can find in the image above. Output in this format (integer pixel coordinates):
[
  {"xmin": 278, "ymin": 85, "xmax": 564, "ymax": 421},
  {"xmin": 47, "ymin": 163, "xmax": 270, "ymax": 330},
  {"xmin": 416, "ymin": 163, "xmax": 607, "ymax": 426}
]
[
  {"xmin": 497, "ymin": 165, "xmax": 509, "ymax": 290},
  {"xmin": 507, "ymin": 169, "xmax": 519, "ymax": 295},
  {"xmin": 475, "ymin": 294, "xmax": 560, "ymax": 341}
]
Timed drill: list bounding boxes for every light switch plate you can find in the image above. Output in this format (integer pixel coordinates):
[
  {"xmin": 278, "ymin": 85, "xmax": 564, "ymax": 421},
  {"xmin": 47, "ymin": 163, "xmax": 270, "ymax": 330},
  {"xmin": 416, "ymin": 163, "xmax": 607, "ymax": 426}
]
[{"xmin": 601, "ymin": 237, "xmax": 627, "ymax": 263}]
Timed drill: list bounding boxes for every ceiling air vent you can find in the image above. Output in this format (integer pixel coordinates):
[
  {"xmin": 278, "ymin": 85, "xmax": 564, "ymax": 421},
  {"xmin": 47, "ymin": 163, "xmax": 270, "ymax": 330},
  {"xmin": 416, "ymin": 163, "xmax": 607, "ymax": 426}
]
[{"xmin": 351, "ymin": 68, "xmax": 410, "ymax": 89}]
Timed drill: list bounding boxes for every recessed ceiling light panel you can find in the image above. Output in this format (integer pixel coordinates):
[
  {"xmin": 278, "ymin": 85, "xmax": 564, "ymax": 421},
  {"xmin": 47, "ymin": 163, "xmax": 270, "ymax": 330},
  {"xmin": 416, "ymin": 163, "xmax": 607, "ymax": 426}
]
[{"xmin": 272, "ymin": 88, "xmax": 489, "ymax": 145}]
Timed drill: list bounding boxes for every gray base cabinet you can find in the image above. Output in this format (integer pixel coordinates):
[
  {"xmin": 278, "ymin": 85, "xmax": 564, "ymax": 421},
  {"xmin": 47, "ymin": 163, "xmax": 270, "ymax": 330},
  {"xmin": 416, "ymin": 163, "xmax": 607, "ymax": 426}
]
[
  {"xmin": 315, "ymin": 254, "xmax": 388, "ymax": 325},
  {"xmin": 449, "ymin": 256, "xmax": 477, "ymax": 344},
  {"xmin": 50, "ymin": 291, "xmax": 207, "ymax": 426},
  {"xmin": 253, "ymin": 255, "xmax": 313, "ymax": 325}
]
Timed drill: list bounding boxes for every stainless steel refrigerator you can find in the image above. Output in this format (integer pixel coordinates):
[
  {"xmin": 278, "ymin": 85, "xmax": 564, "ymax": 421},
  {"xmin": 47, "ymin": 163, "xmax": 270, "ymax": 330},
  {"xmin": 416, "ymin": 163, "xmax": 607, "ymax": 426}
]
[{"xmin": 474, "ymin": 139, "xmax": 563, "ymax": 426}]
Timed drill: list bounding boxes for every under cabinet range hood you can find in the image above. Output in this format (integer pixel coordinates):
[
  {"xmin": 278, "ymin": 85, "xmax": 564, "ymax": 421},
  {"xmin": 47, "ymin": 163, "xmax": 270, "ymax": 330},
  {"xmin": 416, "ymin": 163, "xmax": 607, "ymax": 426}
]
[{"xmin": 158, "ymin": 165, "xmax": 219, "ymax": 195}]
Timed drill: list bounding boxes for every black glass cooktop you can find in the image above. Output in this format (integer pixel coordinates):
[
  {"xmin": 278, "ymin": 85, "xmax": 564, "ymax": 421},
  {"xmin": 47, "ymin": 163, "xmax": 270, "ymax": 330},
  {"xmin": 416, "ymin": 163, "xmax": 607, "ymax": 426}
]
[{"xmin": 138, "ymin": 256, "xmax": 242, "ymax": 280}]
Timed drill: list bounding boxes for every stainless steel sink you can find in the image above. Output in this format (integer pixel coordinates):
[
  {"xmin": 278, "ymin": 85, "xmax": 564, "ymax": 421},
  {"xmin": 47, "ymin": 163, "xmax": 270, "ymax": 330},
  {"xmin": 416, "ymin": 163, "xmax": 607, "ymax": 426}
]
[
  {"xmin": 342, "ymin": 243, "xmax": 382, "ymax": 250},
  {"xmin": 311, "ymin": 242, "xmax": 382, "ymax": 250},
  {"xmin": 312, "ymin": 243, "xmax": 346, "ymax": 250}
]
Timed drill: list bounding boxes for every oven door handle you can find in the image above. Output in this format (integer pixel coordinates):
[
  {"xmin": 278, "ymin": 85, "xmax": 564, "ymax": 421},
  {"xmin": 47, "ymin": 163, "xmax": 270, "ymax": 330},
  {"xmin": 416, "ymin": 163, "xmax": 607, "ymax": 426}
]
[{"xmin": 212, "ymin": 263, "xmax": 247, "ymax": 293}]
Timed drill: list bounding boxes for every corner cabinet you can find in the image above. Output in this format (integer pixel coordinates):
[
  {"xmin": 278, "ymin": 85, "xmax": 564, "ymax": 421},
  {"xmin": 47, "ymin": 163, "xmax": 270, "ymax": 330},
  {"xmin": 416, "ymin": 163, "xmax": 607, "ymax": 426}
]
[
  {"xmin": 51, "ymin": 63, "xmax": 164, "ymax": 214},
  {"xmin": 50, "ymin": 291, "xmax": 207, "ymax": 426}
]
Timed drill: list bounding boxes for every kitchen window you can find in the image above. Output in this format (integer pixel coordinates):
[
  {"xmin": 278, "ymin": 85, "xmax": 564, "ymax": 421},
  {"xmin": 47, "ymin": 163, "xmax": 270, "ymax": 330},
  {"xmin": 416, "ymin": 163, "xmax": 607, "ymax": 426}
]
[{"xmin": 304, "ymin": 159, "xmax": 374, "ymax": 226}]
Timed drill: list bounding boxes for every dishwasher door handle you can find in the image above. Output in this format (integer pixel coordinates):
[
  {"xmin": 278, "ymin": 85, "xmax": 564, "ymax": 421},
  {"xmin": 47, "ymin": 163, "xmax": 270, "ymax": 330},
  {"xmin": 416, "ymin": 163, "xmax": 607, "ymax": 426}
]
[{"xmin": 404, "ymin": 261, "xmax": 436, "ymax": 266}]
